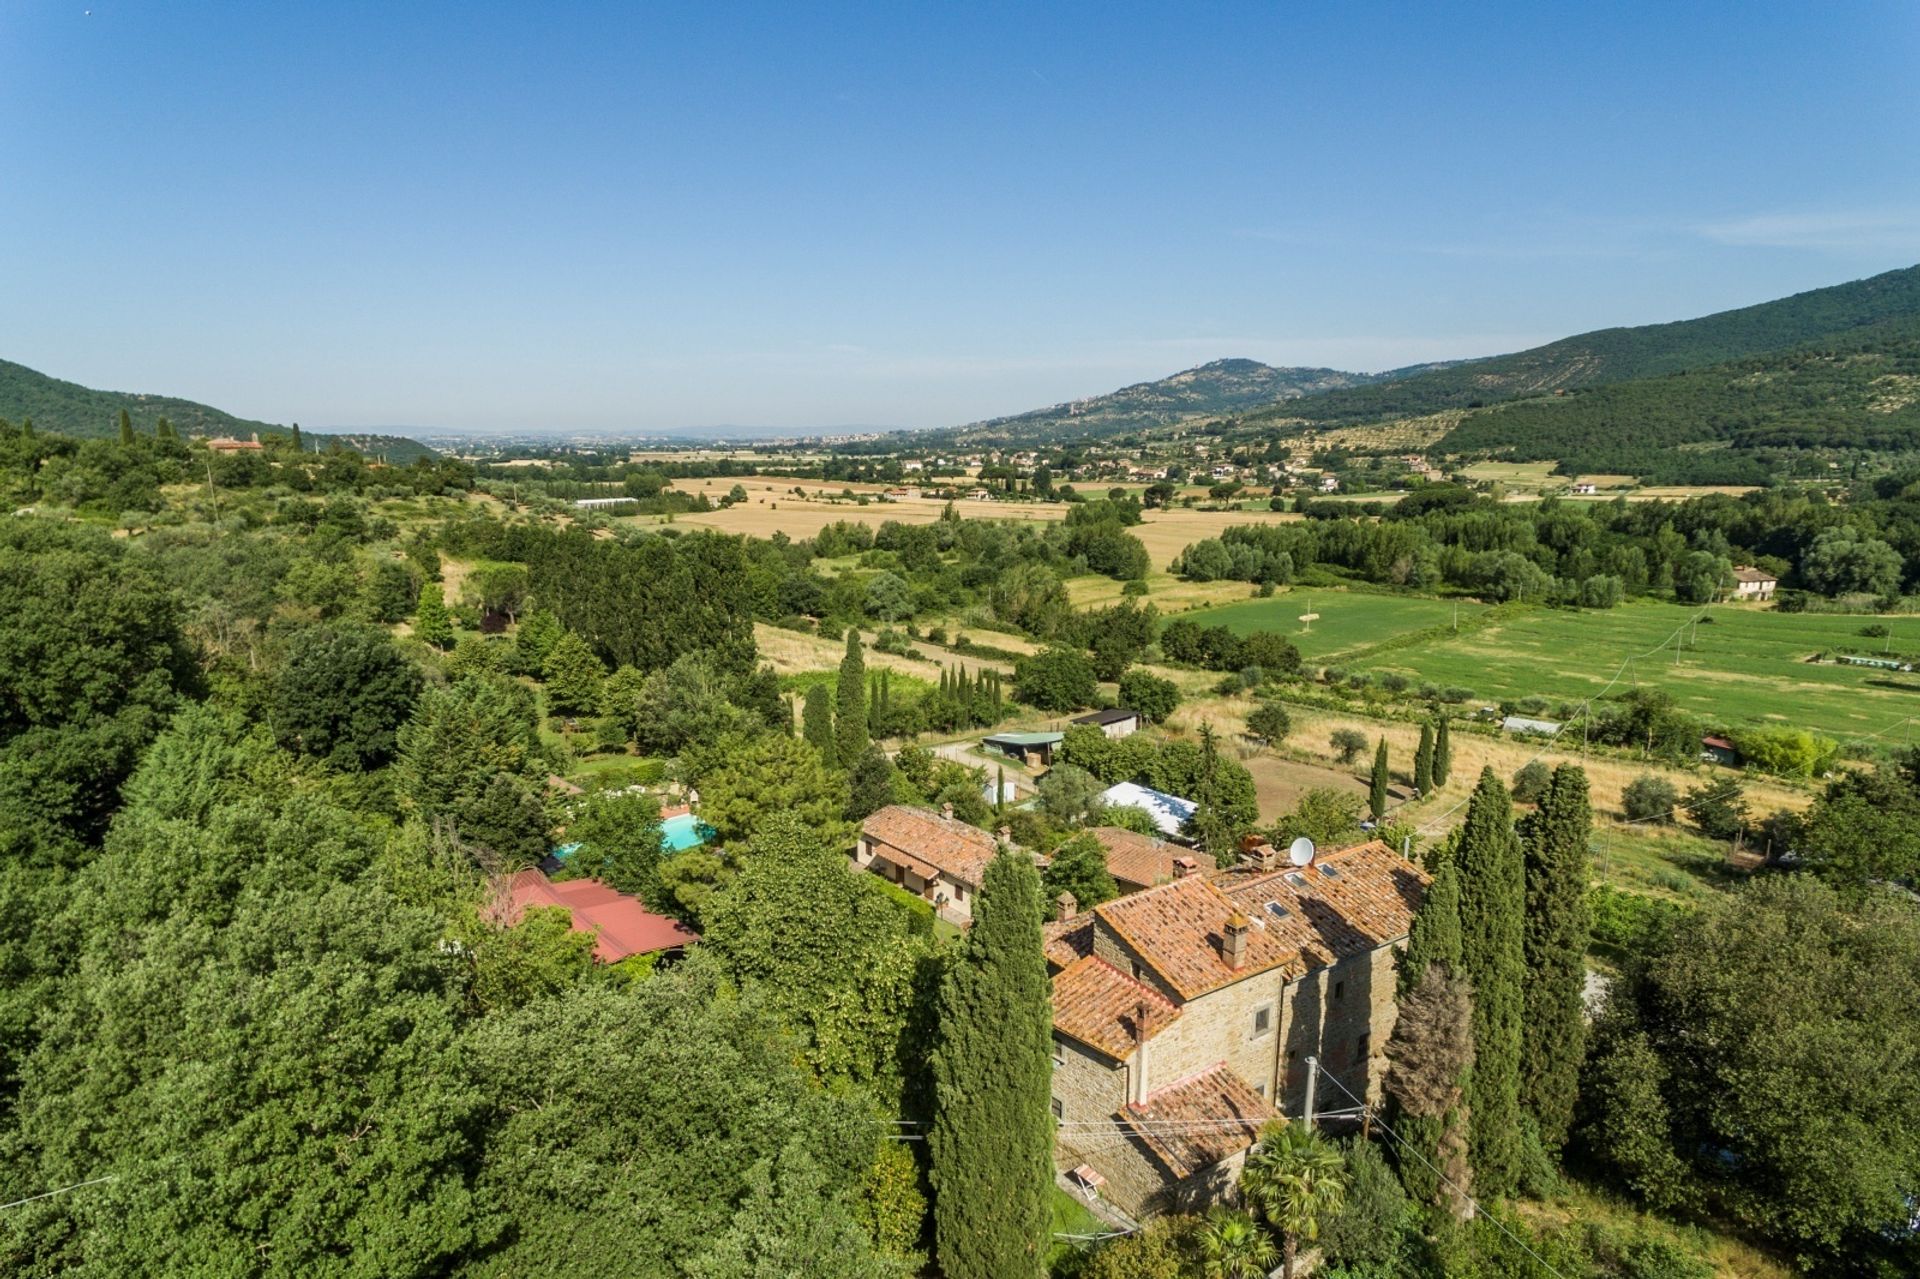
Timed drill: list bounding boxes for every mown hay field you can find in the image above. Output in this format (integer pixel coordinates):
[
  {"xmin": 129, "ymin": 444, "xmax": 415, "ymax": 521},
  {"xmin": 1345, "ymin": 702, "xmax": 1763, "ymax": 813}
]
[
  {"xmin": 1183, "ymin": 589, "xmax": 1492, "ymax": 663},
  {"xmin": 1346, "ymin": 599, "xmax": 1918, "ymax": 741}
]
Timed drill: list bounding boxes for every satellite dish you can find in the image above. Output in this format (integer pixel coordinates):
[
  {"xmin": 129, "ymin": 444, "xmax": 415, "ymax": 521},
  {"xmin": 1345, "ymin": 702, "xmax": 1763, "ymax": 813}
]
[{"xmin": 1288, "ymin": 837, "xmax": 1316, "ymax": 867}]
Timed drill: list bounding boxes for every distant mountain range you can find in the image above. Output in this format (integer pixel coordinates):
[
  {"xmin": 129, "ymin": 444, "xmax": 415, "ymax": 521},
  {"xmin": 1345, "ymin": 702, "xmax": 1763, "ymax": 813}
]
[
  {"xmin": 943, "ymin": 357, "xmax": 1452, "ymax": 444},
  {"xmin": 0, "ymin": 358, "xmax": 435, "ymax": 461}
]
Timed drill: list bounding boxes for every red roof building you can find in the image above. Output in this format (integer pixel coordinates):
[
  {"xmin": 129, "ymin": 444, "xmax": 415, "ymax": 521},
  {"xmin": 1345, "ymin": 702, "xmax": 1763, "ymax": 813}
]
[{"xmin": 490, "ymin": 868, "xmax": 699, "ymax": 963}]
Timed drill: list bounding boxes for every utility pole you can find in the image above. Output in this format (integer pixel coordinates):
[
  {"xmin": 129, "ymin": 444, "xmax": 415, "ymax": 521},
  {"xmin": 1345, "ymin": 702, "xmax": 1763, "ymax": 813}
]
[{"xmin": 1303, "ymin": 1055, "xmax": 1319, "ymax": 1131}]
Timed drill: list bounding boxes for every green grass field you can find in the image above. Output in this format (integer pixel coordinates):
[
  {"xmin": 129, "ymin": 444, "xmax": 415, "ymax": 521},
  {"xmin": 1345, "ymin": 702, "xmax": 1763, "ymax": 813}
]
[
  {"xmin": 1184, "ymin": 589, "xmax": 1491, "ymax": 662},
  {"xmin": 1352, "ymin": 599, "xmax": 1920, "ymax": 741}
]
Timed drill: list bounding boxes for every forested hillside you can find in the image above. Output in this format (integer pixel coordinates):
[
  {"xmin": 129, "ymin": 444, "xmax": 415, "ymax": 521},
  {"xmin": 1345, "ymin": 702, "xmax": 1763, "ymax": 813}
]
[
  {"xmin": 1434, "ymin": 315, "xmax": 1920, "ymax": 483},
  {"xmin": 1248, "ymin": 262, "xmax": 1920, "ymax": 428},
  {"xmin": 0, "ymin": 358, "xmax": 435, "ymax": 461},
  {"xmin": 946, "ymin": 357, "xmax": 1411, "ymax": 443}
]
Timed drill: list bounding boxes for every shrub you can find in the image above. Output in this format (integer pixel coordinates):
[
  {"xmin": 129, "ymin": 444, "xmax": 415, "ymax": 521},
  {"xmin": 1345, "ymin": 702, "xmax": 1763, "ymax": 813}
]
[
  {"xmin": 1439, "ymin": 685, "xmax": 1474, "ymax": 703},
  {"xmin": 1330, "ymin": 729, "xmax": 1369, "ymax": 764},
  {"xmin": 1511, "ymin": 760, "xmax": 1551, "ymax": 804},
  {"xmin": 1622, "ymin": 775, "xmax": 1680, "ymax": 823}
]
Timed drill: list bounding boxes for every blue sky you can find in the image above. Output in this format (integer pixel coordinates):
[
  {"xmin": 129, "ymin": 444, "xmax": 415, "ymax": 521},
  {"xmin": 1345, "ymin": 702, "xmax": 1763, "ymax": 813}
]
[{"xmin": 2, "ymin": 2, "xmax": 1917, "ymax": 434}]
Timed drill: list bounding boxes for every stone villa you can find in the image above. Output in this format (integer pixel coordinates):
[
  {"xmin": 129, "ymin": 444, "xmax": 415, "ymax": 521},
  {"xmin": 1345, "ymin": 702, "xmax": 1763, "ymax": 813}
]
[{"xmin": 1044, "ymin": 839, "xmax": 1428, "ymax": 1217}]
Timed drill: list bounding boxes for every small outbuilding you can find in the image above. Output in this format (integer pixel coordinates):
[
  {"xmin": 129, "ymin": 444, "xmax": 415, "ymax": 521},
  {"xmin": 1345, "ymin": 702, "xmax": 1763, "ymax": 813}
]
[
  {"xmin": 983, "ymin": 730, "xmax": 1064, "ymax": 766},
  {"xmin": 1500, "ymin": 715, "xmax": 1562, "ymax": 737},
  {"xmin": 1097, "ymin": 782, "xmax": 1197, "ymax": 840},
  {"xmin": 1700, "ymin": 735, "xmax": 1742, "ymax": 767},
  {"xmin": 1072, "ymin": 707, "xmax": 1142, "ymax": 739}
]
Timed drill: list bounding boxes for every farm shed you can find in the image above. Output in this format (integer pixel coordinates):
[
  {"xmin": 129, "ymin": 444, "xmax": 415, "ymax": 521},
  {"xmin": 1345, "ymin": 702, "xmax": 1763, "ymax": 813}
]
[
  {"xmin": 1700, "ymin": 735, "xmax": 1742, "ymax": 767},
  {"xmin": 1500, "ymin": 715, "xmax": 1562, "ymax": 737},
  {"xmin": 983, "ymin": 730, "xmax": 1064, "ymax": 766}
]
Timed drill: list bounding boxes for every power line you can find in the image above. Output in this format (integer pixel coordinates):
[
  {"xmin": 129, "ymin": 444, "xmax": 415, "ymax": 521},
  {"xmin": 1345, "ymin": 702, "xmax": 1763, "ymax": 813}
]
[
  {"xmin": 1309, "ymin": 1065, "xmax": 1575, "ymax": 1279},
  {"xmin": 0, "ymin": 1176, "xmax": 117, "ymax": 1212}
]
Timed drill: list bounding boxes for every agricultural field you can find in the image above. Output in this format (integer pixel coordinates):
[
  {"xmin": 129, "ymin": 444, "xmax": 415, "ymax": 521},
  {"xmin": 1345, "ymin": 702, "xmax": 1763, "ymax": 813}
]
[
  {"xmin": 1352, "ymin": 598, "xmax": 1920, "ymax": 741},
  {"xmin": 648, "ymin": 477, "xmax": 1300, "ymax": 570},
  {"xmin": 1182, "ymin": 588, "xmax": 1491, "ymax": 663}
]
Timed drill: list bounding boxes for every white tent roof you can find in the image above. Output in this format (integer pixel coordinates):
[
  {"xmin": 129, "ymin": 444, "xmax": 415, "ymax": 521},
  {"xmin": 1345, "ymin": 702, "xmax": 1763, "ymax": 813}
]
[{"xmin": 1098, "ymin": 782, "xmax": 1196, "ymax": 839}]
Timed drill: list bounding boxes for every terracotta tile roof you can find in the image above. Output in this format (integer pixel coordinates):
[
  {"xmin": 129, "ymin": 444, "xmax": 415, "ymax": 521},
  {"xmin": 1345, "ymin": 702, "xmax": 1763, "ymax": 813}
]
[
  {"xmin": 490, "ymin": 869, "xmax": 700, "ymax": 963},
  {"xmin": 1218, "ymin": 840, "xmax": 1430, "ymax": 964},
  {"xmin": 1117, "ymin": 1064, "xmax": 1277, "ymax": 1180},
  {"xmin": 1732, "ymin": 565, "xmax": 1777, "ymax": 583},
  {"xmin": 1088, "ymin": 826, "xmax": 1188, "ymax": 891},
  {"xmin": 1044, "ymin": 914, "xmax": 1094, "ymax": 969},
  {"xmin": 1093, "ymin": 840, "xmax": 1428, "ymax": 1000},
  {"xmin": 1051, "ymin": 955, "xmax": 1182, "ymax": 1059},
  {"xmin": 861, "ymin": 804, "xmax": 1000, "ymax": 888}
]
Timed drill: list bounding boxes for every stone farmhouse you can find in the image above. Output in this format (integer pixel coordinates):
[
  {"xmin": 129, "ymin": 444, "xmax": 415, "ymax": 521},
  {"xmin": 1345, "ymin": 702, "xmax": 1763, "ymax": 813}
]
[
  {"xmin": 854, "ymin": 804, "xmax": 1008, "ymax": 925},
  {"xmin": 1087, "ymin": 825, "xmax": 1196, "ymax": 894},
  {"xmin": 1730, "ymin": 565, "xmax": 1778, "ymax": 600},
  {"xmin": 1043, "ymin": 840, "xmax": 1428, "ymax": 1218}
]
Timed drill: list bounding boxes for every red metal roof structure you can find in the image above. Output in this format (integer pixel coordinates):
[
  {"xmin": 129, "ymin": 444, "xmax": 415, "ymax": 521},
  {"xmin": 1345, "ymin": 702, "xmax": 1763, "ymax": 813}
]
[{"xmin": 491, "ymin": 868, "xmax": 699, "ymax": 963}]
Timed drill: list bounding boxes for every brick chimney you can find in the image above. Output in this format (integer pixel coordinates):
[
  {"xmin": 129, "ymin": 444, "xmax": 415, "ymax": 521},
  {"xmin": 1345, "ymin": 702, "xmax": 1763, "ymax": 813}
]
[
  {"xmin": 1055, "ymin": 890, "xmax": 1077, "ymax": 921},
  {"xmin": 1172, "ymin": 856, "xmax": 1198, "ymax": 879},
  {"xmin": 1239, "ymin": 839, "xmax": 1278, "ymax": 872},
  {"xmin": 1223, "ymin": 912, "xmax": 1250, "ymax": 969},
  {"xmin": 1128, "ymin": 999, "xmax": 1152, "ymax": 1106}
]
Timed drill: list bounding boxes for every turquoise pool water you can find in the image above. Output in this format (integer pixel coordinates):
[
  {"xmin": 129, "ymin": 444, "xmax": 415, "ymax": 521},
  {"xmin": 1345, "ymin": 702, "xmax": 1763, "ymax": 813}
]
[{"xmin": 661, "ymin": 812, "xmax": 709, "ymax": 851}]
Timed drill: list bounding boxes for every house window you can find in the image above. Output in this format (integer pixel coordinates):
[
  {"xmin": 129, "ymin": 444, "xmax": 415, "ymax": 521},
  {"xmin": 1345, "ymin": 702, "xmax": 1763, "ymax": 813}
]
[
  {"xmin": 1254, "ymin": 1081, "xmax": 1268, "ymax": 1099},
  {"xmin": 1051, "ymin": 1097, "xmax": 1064, "ymax": 1122},
  {"xmin": 1251, "ymin": 1005, "xmax": 1273, "ymax": 1038},
  {"xmin": 1356, "ymin": 1033, "xmax": 1371, "ymax": 1061},
  {"xmin": 1053, "ymin": 1040, "xmax": 1066, "ymax": 1066},
  {"xmin": 1333, "ymin": 980, "xmax": 1345, "ymax": 1001}
]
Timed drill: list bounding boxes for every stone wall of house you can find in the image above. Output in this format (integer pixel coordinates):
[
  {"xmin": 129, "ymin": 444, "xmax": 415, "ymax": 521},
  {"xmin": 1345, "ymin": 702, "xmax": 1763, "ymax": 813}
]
[{"xmin": 1050, "ymin": 1036, "xmax": 1167, "ymax": 1217}]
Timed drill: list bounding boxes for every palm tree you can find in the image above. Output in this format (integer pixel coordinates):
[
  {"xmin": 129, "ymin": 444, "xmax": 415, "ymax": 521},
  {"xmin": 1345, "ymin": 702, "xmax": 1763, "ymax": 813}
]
[
  {"xmin": 1197, "ymin": 1205, "xmax": 1277, "ymax": 1279},
  {"xmin": 1239, "ymin": 1122, "xmax": 1349, "ymax": 1279}
]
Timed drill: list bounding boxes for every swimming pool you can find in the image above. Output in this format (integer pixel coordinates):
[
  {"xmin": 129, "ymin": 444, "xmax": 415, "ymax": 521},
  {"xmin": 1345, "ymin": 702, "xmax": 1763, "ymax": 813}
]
[{"xmin": 661, "ymin": 812, "xmax": 710, "ymax": 851}]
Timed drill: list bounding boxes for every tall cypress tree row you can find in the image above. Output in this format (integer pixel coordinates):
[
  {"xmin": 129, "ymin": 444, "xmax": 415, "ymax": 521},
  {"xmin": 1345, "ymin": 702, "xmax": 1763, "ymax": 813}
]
[
  {"xmin": 1387, "ymin": 847, "xmax": 1473, "ymax": 1215},
  {"xmin": 1455, "ymin": 767, "xmax": 1525, "ymax": 1196},
  {"xmin": 835, "ymin": 630, "xmax": 868, "ymax": 764},
  {"xmin": 1519, "ymin": 764, "xmax": 1592, "ymax": 1151},
  {"xmin": 802, "ymin": 683, "xmax": 837, "ymax": 767},
  {"xmin": 1414, "ymin": 722, "xmax": 1435, "ymax": 795},
  {"xmin": 1369, "ymin": 738, "xmax": 1391, "ymax": 821},
  {"xmin": 930, "ymin": 849, "xmax": 1053, "ymax": 1279},
  {"xmin": 1433, "ymin": 718, "xmax": 1453, "ymax": 788}
]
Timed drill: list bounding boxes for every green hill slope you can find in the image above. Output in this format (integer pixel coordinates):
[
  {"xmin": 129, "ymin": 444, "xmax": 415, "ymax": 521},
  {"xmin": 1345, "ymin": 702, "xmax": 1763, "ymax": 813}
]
[
  {"xmin": 1251, "ymin": 263, "xmax": 1920, "ymax": 428},
  {"xmin": 0, "ymin": 358, "xmax": 435, "ymax": 461},
  {"xmin": 1434, "ymin": 315, "xmax": 1920, "ymax": 483},
  {"xmin": 946, "ymin": 357, "xmax": 1447, "ymax": 443}
]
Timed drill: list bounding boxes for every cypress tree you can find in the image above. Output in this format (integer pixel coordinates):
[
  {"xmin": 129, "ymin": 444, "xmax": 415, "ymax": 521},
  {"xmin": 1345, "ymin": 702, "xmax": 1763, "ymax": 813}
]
[
  {"xmin": 1519, "ymin": 764, "xmax": 1592, "ymax": 1151},
  {"xmin": 1388, "ymin": 846, "xmax": 1472, "ymax": 1216},
  {"xmin": 291, "ymin": 421, "xmax": 303, "ymax": 452},
  {"xmin": 836, "ymin": 630, "xmax": 868, "ymax": 763},
  {"xmin": 1398, "ymin": 850, "xmax": 1463, "ymax": 996},
  {"xmin": 156, "ymin": 415, "xmax": 175, "ymax": 441},
  {"xmin": 1455, "ymin": 767, "xmax": 1526, "ymax": 1196},
  {"xmin": 117, "ymin": 408, "xmax": 135, "ymax": 446},
  {"xmin": 414, "ymin": 582, "xmax": 454, "ymax": 650},
  {"xmin": 1414, "ymin": 722, "xmax": 1435, "ymax": 795},
  {"xmin": 1369, "ymin": 738, "xmax": 1391, "ymax": 822},
  {"xmin": 930, "ymin": 849, "xmax": 1053, "ymax": 1279},
  {"xmin": 1433, "ymin": 718, "xmax": 1453, "ymax": 787},
  {"xmin": 803, "ymin": 683, "xmax": 838, "ymax": 767},
  {"xmin": 995, "ymin": 765, "xmax": 1007, "ymax": 817}
]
